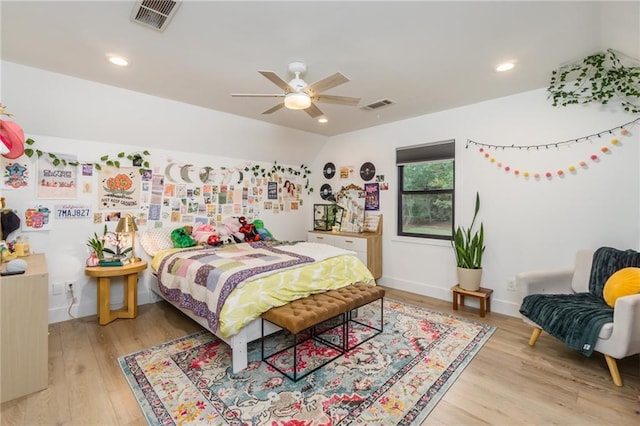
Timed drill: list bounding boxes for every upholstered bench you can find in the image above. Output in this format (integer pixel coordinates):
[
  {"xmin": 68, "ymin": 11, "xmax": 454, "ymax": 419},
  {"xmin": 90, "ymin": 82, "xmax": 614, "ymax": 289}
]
[
  {"xmin": 261, "ymin": 282, "xmax": 385, "ymax": 381},
  {"xmin": 323, "ymin": 282, "xmax": 385, "ymax": 350}
]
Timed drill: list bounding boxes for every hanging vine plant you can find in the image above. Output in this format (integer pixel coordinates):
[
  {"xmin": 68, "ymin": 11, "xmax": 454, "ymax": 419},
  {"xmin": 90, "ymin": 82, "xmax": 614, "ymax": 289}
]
[
  {"xmin": 548, "ymin": 48, "xmax": 640, "ymax": 113},
  {"xmin": 243, "ymin": 161, "xmax": 314, "ymax": 194},
  {"xmin": 23, "ymin": 138, "xmax": 151, "ymax": 173}
]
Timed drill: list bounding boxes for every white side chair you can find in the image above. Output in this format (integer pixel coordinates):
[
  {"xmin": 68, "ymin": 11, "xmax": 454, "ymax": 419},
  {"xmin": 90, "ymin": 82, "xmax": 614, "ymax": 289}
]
[{"xmin": 516, "ymin": 249, "xmax": 640, "ymax": 386}]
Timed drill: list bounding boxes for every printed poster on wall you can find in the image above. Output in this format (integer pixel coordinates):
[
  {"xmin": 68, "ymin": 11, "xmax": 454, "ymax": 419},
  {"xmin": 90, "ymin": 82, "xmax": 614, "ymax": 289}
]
[
  {"xmin": 22, "ymin": 205, "xmax": 53, "ymax": 231},
  {"xmin": 1, "ymin": 157, "xmax": 30, "ymax": 189},
  {"xmin": 364, "ymin": 183, "xmax": 380, "ymax": 211},
  {"xmin": 36, "ymin": 154, "xmax": 78, "ymax": 199},
  {"xmin": 98, "ymin": 167, "xmax": 141, "ymax": 210},
  {"xmin": 267, "ymin": 181, "xmax": 278, "ymax": 200}
]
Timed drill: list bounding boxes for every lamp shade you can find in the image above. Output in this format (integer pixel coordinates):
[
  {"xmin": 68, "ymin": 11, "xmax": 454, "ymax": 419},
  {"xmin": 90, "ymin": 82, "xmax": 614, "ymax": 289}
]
[
  {"xmin": 284, "ymin": 92, "xmax": 311, "ymax": 110},
  {"xmin": 116, "ymin": 214, "xmax": 138, "ymax": 233}
]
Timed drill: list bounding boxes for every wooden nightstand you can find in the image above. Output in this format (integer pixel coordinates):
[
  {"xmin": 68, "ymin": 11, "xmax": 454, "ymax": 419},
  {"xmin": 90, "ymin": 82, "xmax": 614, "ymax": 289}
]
[{"xmin": 85, "ymin": 260, "xmax": 148, "ymax": 325}]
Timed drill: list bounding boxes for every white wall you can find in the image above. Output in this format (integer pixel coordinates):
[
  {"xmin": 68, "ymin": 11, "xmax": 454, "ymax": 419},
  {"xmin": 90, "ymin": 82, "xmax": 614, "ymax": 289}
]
[
  {"xmin": 312, "ymin": 89, "xmax": 639, "ymax": 316},
  {"xmin": 1, "ymin": 62, "xmax": 327, "ymax": 323},
  {"xmin": 1, "ymin": 62, "xmax": 326, "ymax": 164},
  {"xmin": 3, "ymin": 61, "xmax": 639, "ymax": 323}
]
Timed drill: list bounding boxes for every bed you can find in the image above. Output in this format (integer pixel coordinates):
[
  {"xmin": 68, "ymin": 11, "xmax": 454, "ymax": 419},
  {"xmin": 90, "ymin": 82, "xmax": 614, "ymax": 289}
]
[{"xmin": 141, "ymin": 229, "xmax": 375, "ymax": 373}]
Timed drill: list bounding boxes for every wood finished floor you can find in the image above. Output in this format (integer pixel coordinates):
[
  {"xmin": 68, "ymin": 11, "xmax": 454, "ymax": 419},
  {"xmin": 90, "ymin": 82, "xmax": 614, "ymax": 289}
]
[{"xmin": 1, "ymin": 286, "xmax": 639, "ymax": 425}]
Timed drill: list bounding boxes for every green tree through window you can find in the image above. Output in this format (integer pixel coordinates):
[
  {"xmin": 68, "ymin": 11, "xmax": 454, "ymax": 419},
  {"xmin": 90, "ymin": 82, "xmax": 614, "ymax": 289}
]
[{"xmin": 397, "ymin": 141, "xmax": 454, "ymax": 239}]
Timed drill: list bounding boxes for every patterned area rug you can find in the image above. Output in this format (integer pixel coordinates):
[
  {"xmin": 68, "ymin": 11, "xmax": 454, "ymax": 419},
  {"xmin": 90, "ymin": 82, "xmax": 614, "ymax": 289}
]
[{"xmin": 119, "ymin": 299, "xmax": 495, "ymax": 425}]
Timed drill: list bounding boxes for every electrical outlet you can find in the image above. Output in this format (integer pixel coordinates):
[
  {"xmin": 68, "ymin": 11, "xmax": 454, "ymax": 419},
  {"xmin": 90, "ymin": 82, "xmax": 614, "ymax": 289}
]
[
  {"xmin": 507, "ymin": 279, "xmax": 516, "ymax": 292},
  {"xmin": 52, "ymin": 282, "xmax": 63, "ymax": 295}
]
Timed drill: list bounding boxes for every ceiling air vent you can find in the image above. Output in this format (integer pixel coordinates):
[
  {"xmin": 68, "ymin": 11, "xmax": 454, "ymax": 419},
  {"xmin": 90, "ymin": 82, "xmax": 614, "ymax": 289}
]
[
  {"xmin": 131, "ymin": 0, "xmax": 181, "ymax": 32},
  {"xmin": 360, "ymin": 98, "xmax": 395, "ymax": 111}
]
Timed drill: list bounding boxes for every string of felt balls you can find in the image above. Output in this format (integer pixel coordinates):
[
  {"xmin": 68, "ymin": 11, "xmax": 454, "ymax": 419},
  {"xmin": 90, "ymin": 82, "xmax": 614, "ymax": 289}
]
[{"xmin": 466, "ymin": 118, "xmax": 638, "ymax": 179}]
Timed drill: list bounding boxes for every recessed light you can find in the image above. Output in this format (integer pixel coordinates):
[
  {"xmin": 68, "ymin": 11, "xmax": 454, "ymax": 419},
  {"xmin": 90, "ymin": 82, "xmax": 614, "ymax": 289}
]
[
  {"xmin": 318, "ymin": 117, "xmax": 328, "ymax": 124},
  {"xmin": 496, "ymin": 61, "xmax": 515, "ymax": 72},
  {"xmin": 107, "ymin": 55, "xmax": 129, "ymax": 67}
]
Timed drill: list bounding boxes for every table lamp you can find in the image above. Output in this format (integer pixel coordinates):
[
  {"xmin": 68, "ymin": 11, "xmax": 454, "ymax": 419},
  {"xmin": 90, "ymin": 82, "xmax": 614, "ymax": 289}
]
[{"xmin": 116, "ymin": 214, "xmax": 139, "ymax": 262}]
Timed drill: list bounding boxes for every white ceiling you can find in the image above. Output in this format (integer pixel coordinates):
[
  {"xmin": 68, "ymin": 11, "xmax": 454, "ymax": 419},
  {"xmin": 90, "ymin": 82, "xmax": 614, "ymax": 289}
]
[{"xmin": 2, "ymin": 1, "xmax": 639, "ymax": 137}]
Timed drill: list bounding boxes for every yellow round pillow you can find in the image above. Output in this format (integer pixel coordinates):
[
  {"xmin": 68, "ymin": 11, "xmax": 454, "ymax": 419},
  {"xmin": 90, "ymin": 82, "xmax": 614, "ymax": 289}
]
[{"xmin": 603, "ymin": 267, "xmax": 640, "ymax": 308}]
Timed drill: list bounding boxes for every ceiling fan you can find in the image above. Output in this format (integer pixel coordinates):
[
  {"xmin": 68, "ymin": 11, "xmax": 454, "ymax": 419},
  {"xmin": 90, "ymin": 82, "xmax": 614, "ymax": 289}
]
[{"xmin": 231, "ymin": 62, "xmax": 360, "ymax": 118}]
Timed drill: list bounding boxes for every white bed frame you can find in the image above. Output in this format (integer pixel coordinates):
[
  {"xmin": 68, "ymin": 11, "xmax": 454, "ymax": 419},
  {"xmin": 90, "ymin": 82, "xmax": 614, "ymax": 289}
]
[{"xmin": 150, "ymin": 280, "xmax": 280, "ymax": 373}]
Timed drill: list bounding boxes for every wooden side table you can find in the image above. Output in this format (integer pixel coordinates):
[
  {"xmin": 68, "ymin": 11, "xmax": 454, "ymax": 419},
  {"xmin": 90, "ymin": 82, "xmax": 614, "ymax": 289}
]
[
  {"xmin": 451, "ymin": 285, "xmax": 494, "ymax": 317},
  {"xmin": 85, "ymin": 260, "xmax": 148, "ymax": 325}
]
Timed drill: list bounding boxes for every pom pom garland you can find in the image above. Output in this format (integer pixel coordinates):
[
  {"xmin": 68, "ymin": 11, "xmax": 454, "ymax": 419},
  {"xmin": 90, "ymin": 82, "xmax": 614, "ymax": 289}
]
[{"xmin": 473, "ymin": 122, "xmax": 633, "ymax": 181}]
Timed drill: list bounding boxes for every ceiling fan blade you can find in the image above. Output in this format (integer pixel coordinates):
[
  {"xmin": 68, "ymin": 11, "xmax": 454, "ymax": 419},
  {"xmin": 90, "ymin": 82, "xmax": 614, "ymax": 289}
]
[
  {"xmin": 259, "ymin": 71, "xmax": 294, "ymax": 92},
  {"xmin": 262, "ymin": 103, "xmax": 285, "ymax": 115},
  {"xmin": 231, "ymin": 93, "xmax": 285, "ymax": 98},
  {"xmin": 304, "ymin": 103, "xmax": 324, "ymax": 118},
  {"xmin": 314, "ymin": 94, "xmax": 360, "ymax": 106},
  {"xmin": 306, "ymin": 72, "xmax": 349, "ymax": 95}
]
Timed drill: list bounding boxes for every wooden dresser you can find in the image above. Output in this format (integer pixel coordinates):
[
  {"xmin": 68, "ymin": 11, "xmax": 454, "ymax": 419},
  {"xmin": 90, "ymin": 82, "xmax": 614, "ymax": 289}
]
[
  {"xmin": 1, "ymin": 253, "xmax": 49, "ymax": 402},
  {"xmin": 307, "ymin": 230, "xmax": 382, "ymax": 279}
]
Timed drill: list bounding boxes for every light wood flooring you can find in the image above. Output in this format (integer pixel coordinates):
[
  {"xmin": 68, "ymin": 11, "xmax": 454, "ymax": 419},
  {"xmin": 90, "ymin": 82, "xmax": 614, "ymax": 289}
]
[{"xmin": 1, "ymin": 286, "xmax": 639, "ymax": 425}]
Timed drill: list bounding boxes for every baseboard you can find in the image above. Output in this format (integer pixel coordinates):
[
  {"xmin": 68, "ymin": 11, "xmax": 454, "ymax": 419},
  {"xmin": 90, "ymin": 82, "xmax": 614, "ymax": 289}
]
[
  {"xmin": 378, "ymin": 276, "xmax": 521, "ymax": 318},
  {"xmin": 48, "ymin": 288, "xmax": 158, "ymax": 324}
]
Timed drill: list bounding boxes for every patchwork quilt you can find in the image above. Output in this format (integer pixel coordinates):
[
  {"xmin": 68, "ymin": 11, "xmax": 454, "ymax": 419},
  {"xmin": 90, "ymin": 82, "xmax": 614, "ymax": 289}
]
[{"xmin": 156, "ymin": 241, "xmax": 374, "ymax": 337}]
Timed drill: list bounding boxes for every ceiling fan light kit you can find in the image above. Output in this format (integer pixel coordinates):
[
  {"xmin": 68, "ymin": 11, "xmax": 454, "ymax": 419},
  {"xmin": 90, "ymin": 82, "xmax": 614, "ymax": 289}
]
[
  {"xmin": 284, "ymin": 92, "xmax": 311, "ymax": 110},
  {"xmin": 232, "ymin": 61, "xmax": 360, "ymax": 119}
]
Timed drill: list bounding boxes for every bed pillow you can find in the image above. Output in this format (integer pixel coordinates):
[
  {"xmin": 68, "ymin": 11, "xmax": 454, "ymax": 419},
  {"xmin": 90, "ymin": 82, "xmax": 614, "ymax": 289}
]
[{"xmin": 139, "ymin": 227, "xmax": 175, "ymax": 257}]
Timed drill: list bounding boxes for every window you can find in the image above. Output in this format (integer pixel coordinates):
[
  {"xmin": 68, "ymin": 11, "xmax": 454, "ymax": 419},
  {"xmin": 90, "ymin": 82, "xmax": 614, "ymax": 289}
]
[{"xmin": 397, "ymin": 140, "xmax": 455, "ymax": 239}]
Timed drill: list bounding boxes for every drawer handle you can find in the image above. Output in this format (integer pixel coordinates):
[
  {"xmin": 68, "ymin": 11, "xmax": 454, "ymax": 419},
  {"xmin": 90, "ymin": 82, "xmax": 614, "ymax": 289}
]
[
  {"xmin": 344, "ymin": 240, "xmax": 354, "ymax": 243},
  {"xmin": 316, "ymin": 236, "xmax": 324, "ymax": 240}
]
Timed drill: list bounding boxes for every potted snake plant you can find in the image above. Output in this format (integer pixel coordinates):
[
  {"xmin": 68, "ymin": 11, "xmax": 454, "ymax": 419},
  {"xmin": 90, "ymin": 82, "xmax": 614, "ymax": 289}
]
[{"xmin": 452, "ymin": 192, "xmax": 485, "ymax": 291}]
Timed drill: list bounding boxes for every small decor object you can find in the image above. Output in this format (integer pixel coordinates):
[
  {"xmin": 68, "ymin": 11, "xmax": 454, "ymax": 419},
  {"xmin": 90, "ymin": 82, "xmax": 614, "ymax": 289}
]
[
  {"xmin": 86, "ymin": 226, "xmax": 107, "ymax": 259},
  {"xmin": 314, "ymin": 204, "xmax": 344, "ymax": 231},
  {"xmin": 336, "ymin": 184, "xmax": 366, "ymax": 233},
  {"xmin": 86, "ymin": 251, "xmax": 100, "ymax": 267},
  {"xmin": 5, "ymin": 258, "xmax": 27, "ymax": 273},
  {"xmin": 14, "ymin": 235, "xmax": 30, "ymax": 257},
  {"xmin": 0, "ymin": 104, "xmax": 26, "ymax": 160},
  {"xmin": 323, "ymin": 162, "xmax": 336, "ymax": 179},
  {"xmin": 452, "ymin": 192, "xmax": 485, "ymax": 291},
  {"xmin": 99, "ymin": 257, "xmax": 130, "ymax": 267},
  {"xmin": 0, "ymin": 241, "xmax": 17, "ymax": 262},
  {"xmin": 359, "ymin": 162, "xmax": 376, "ymax": 181},
  {"xmin": 115, "ymin": 214, "xmax": 138, "ymax": 261}
]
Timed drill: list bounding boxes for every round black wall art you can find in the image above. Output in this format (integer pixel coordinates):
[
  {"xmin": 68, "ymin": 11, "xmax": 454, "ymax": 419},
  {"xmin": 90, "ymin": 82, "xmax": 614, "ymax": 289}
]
[
  {"xmin": 359, "ymin": 162, "xmax": 376, "ymax": 181},
  {"xmin": 323, "ymin": 162, "xmax": 336, "ymax": 179},
  {"xmin": 320, "ymin": 183, "xmax": 334, "ymax": 200}
]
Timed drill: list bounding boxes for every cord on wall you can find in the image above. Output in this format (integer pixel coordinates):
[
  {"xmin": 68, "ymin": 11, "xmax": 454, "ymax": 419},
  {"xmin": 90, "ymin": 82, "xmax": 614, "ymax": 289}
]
[{"xmin": 67, "ymin": 283, "xmax": 76, "ymax": 319}]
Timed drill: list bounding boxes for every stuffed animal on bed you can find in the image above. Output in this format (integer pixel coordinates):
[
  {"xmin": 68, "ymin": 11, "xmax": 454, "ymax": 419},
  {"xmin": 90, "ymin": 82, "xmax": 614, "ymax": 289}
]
[
  {"xmin": 192, "ymin": 223, "xmax": 218, "ymax": 244},
  {"xmin": 220, "ymin": 216, "xmax": 244, "ymax": 243},
  {"xmin": 253, "ymin": 219, "xmax": 273, "ymax": 240},
  {"xmin": 170, "ymin": 226, "xmax": 197, "ymax": 248},
  {"xmin": 238, "ymin": 216, "xmax": 260, "ymax": 242}
]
